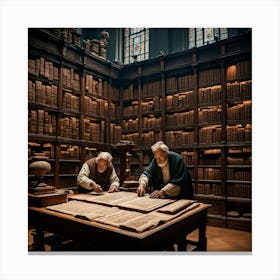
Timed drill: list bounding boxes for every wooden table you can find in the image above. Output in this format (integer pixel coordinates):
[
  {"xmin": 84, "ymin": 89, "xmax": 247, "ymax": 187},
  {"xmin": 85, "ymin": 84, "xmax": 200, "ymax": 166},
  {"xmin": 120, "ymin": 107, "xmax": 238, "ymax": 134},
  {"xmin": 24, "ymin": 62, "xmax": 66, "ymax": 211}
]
[{"xmin": 29, "ymin": 196, "xmax": 211, "ymax": 251}]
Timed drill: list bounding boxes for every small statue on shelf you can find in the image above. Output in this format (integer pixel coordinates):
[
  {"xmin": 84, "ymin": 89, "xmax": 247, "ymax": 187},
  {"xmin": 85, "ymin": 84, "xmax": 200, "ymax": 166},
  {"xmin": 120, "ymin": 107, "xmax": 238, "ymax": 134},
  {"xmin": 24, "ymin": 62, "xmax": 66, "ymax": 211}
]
[{"xmin": 99, "ymin": 31, "xmax": 109, "ymax": 59}]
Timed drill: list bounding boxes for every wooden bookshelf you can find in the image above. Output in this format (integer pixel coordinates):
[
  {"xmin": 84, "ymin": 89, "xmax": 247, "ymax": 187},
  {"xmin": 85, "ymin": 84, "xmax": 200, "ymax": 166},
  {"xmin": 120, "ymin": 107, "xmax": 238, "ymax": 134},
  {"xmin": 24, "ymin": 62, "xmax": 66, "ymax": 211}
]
[
  {"xmin": 28, "ymin": 28, "xmax": 122, "ymax": 188},
  {"xmin": 121, "ymin": 30, "xmax": 251, "ymax": 231},
  {"xmin": 28, "ymin": 28, "xmax": 251, "ymax": 231}
]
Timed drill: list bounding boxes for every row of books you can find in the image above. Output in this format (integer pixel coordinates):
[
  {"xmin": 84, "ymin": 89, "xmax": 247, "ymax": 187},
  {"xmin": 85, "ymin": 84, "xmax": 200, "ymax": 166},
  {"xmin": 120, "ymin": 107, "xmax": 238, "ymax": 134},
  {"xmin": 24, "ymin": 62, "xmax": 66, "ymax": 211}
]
[
  {"xmin": 199, "ymin": 107, "xmax": 222, "ymax": 124},
  {"xmin": 165, "ymin": 131, "xmax": 195, "ymax": 147},
  {"xmin": 198, "ymin": 67, "xmax": 222, "ymax": 86},
  {"xmin": 123, "ymin": 118, "xmax": 139, "ymax": 131},
  {"xmin": 227, "ymin": 80, "xmax": 252, "ymax": 100},
  {"xmin": 198, "ymin": 85, "xmax": 222, "ymax": 104},
  {"xmin": 195, "ymin": 183, "xmax": 224, "ymax": 196},
  {"xmin": 177, "ymin": 74, "xmax": 195, "ymax": 92},
  {"xmin": 227, "ymin": 169, "xmax": 251, "ymax": 181},
  {"xmin": 110, "ymin": 86, "xmax": 120, "ymax": 101},
  {"xmin": 122, "ymin": 80, "xmax": 250, "ymax": 113},
  {"xmin": 123, "ymin": 133, "xmax": 141, "ymax": 146},
  {"xmin": 84, "ymin": 96, "xmax": 108, "ymax": 117},
  {"xmin": 28, "ymin": 57, "xmax": 59, "ymax": 81},
  {"xmin": 83, "ymin": 120, "xmax": 122, "ymax": 144},
  {"xmin": 123, "ymin": 102, "xmax": 138, "ymax": 117},
  {"xmin": 47, "ymin": 28, "xmax": 81, "ymax": 47},
  {"xmin": 142, "ymin": 81, "xmax": 161, "ymax": 98},
  {"xmin": 62, "ymin": 92, "xmax": 80, "ymax": 112},
  {"xmin": 87, "ymin": 38, "xmax": 107, "ymax": 60},
  {"xmin": 85, "ymin": 74, "xmax": 103, "ymax": 96},
  {"xmin": 28, "ymin": 110, "xmax": 57, "ymax": 135},
  {"xmin": 62, "ymin": 67, "xmax": 81, "ymax": 90},
  {"xmin": 83, "ymin": 119, "xmax": 104, "ymax": 142},
  {"xmin": 227, "ymin": 156, "xmax": 252, "ymax": 165},
  {"xmin": 227, "ymin": 183, "xmax": 251, "ymax": 198},
  {"xmin": 227, "ymin": 102, "xmax": 252, "ymax": 121},
  {"xmin": 123, "ymin": 84, "xmax": 137, "ymax": 100},
  {"xmin": 108, "ymin": 103, "xmax": 121, "ymax": 122},
  {"xmin": 166, "ymin": 74, "xmax": 195, "ymax": 93},
  {"xmin": 198, "ymin": 167, "xmax": 222, "ymax": 180},
  {"xmin": 124, "ymin": 61, "xmax": 251, "ymax": 99},
  {"xmin": 226, "ymin": 124, "xmax": 251, "ymax": 142},
  {"xmin": 142, "ymin": 97, "xmax": 162, "ymax": 113},
  {"xmin": 124, "ymin": 125, "xmax": 251, "ymax": 146},
  {"xmin": 28, "ymin": 142, "xmax": 55, "ymax": 159},
  {"xmin": 143, "ymin": 117, "xmax": 161, "ymax": 130},
  {"xmin": 166, "ymin": 111, "xmax": 194, "ymax": 127},
  {"xmin": 181, "ymin": 151, "xmax": 195, "ymax": 166},
  {"xmin": 199, "ymin": 126, "xmax": 222, "ymax": 144},
  {"xmin": 203, "ymin": 148, "xmax": 222, "ymax": 155},
  {"xmin": 28, "ymin": 80, "xmax": 58, "ymax": 107},
  {"xmin": 108, "ymin": 123, "xmax": 122, "ymax": 144},
  {"xmin": 228, "ymin": 147, "xmax": 251, "ymax": 154},
  {"xmin": 142, "ymin": 131, "xmax": 163, "ymax": 147},
  {"xmin": 199, "ymin": 157, "xmax": 222, "ymax": 165},
  {"xmin": 60, "ymin": 145, "xmax": 80, "ymax": 160},
  {"xmin": 166, "ymin": 91, "xmax": 194, "ymax": 109},
  {"xmin": 61, "ymin": 117, "xmax": 80, "ymax": 139},
  {"xmin": 226, "ymin": 61, "xmax": 251, "ymax": 81}
]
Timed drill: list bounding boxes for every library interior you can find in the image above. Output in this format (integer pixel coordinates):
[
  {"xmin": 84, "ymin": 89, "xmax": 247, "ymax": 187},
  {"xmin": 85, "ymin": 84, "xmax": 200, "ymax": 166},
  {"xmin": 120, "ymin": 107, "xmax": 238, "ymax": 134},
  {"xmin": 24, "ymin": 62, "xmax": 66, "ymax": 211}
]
[{"xmin": 28, "ymin": 28, "xmax": 252, "ymax": 252}]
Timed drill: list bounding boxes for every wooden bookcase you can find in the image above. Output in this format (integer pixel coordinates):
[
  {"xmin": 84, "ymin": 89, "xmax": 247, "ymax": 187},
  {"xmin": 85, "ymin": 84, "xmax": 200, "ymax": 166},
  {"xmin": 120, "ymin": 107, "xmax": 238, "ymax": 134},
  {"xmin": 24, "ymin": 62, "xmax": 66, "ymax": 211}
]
[
  {"xmin": 28, "ymin": 28, "xmax": 122, "ymax": 189},
  {"xmin": 28, "ymin": 28, "xmax": 251, "ymax": 231},
  {"xmin": 121, "ymin": 31, "xmax": 252, "ymax": 231}
]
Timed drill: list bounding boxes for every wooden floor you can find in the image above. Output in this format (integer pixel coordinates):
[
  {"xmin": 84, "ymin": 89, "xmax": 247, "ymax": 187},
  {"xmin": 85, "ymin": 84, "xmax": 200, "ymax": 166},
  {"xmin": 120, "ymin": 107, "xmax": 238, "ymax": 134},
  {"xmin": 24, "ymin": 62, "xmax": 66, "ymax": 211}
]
[
  {"xmin": 28, "ymin": 225, "xmax": 252, "ymax": 252},
  {"xmin": 188, "ymin": 226, "xmax": 252, "ymax": 251}
]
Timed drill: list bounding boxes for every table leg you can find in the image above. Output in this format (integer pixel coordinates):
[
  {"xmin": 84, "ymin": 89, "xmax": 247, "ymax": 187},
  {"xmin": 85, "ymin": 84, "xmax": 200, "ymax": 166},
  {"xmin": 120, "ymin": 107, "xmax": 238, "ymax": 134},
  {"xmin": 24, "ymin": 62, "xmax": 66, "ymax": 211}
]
[
  {"xmin": 31, "ymin": 227, "xmax": 45, "ymax": 251},
  {"xmin": 197, "ymin": 223, "xmax": 207, "ymax": 251}
]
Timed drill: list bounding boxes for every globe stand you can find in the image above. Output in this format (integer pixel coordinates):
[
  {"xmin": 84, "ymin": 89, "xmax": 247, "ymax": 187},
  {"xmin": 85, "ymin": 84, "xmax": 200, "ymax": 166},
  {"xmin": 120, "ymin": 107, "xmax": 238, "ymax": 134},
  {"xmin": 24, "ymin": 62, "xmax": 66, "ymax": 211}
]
[{"xmin": 29, "ymin": 161, "xmax": 56, "ymax": 194}]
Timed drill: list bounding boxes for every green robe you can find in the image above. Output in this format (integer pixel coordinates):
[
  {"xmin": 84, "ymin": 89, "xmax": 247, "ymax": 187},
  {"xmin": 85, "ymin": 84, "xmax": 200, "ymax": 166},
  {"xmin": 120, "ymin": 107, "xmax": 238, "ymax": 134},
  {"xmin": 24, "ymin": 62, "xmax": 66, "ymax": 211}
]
[{"xmin": 143, "ymin": 151, "xmax": 193, "ymax": 199}]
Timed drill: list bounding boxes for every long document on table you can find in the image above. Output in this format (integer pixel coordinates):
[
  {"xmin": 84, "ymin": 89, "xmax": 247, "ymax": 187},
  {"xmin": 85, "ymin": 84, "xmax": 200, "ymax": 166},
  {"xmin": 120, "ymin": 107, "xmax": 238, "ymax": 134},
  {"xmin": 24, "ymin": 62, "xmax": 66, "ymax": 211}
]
[{"xmin": 69, "ymin": 192, "xmax": 173, "ymax": 212}]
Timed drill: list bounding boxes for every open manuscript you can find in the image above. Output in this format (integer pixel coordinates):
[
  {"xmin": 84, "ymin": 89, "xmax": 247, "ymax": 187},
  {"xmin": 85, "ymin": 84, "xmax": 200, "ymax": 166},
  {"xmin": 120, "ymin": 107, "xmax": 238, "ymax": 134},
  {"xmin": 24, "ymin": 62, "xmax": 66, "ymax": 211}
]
[
  {"xmin": 69, "ymin": 191, "xmax": 173, "ymax": 212},
  {"xmin": 47, "ymin": 192, "xmax": 201, "ymax": 233}
]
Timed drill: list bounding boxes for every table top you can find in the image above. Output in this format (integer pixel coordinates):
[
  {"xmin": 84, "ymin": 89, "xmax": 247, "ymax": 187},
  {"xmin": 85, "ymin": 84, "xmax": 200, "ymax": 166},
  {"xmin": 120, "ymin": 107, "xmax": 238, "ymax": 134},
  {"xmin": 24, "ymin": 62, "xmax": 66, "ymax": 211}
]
[{"xmin": 29, "ymin": 201, "xmax": 211, "ymax": 239}]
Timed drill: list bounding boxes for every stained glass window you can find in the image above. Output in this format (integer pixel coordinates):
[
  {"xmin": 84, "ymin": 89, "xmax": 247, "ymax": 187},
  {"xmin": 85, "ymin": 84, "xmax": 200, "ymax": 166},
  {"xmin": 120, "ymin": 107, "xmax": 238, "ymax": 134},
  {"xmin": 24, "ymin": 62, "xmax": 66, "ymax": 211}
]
[
  {"xmin": 124, "ymin": 28, "xmax": 149, "ymax": 64},
  {"xmin": 188, "ymin": 28, "xmax": 228, "ymax": 49}
]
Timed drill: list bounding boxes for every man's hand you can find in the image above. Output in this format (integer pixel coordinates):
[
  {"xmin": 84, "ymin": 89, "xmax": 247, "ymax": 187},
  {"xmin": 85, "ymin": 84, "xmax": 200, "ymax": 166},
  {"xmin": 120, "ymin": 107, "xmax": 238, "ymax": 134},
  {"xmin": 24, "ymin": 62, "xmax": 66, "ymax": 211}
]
[
  {"xmin": 137, "ymin": 183, "xmax": 145, "ymax": 196},
  {"xmin": 150, "ymin": 190, "xmax": 166, "ymax": 199},
  {"xmin": 108, "ymin": 185, "xmax": 119, "ymax": 193},
  {"xmin": 90, "ymin": 182, "xmax": 103, "ymax": 193}
]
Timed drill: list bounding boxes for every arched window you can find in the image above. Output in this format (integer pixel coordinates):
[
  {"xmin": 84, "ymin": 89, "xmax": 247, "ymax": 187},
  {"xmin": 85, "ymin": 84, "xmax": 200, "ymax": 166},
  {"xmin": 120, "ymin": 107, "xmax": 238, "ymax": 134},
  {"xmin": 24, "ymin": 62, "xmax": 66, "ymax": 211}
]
[
  {"xmin": 123, "ymin": 28, "xmax": 149, "ymax": 64},
  {"xmin": 188, "ymin": 28, "xmax": 228, "ymax": 49}
]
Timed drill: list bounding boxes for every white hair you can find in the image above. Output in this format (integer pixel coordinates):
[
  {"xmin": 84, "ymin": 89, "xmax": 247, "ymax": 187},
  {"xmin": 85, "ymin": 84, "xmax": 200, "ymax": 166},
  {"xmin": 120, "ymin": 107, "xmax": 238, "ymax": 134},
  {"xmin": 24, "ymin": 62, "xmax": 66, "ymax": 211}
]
[
  {"xmin": 96, "ymin": 151, "xmax": 113, "ymax": 163},
  {"xmin": 151, "ymin": 141, "xmax": 169, "ymax": 154}
]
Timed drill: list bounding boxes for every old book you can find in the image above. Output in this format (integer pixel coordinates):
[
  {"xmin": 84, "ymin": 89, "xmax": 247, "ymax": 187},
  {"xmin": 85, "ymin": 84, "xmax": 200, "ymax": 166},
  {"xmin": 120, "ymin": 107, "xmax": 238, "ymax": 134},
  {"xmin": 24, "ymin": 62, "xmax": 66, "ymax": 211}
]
[
  {"xmin": 69, "ymin": 191, "xmax": 136, "ymax": 207},
  {"xmin": 29, "ymin": 191, "xmax": 67, "ymax": 207},
  {"xmin": 118, "ymin": 195, "xmax": 173, "ymax": 213},
  {"xmin": 47, "ymin": 200, "xmax": 117, "ymax": 220},
  {"xmin": 149, "ymin": 202, "xmax": 201, "ymax": 223},
  {"xmin": 157, "ymin": 199, "xmax": 194, "ymax": 214},
  {"xmin": 28, "ymin": 185, "xmax": 56, "ymax": 195},
  {"xmin": 119, "ymin": 213, "xmax": 162, "ymax": 233},
  {"xmin": 69, "ymin": 192, "xmax": 173, "ymax": 213},
  {"xmin": 94, "ymin": 209, "xmax": 142, "ymax": 227}
]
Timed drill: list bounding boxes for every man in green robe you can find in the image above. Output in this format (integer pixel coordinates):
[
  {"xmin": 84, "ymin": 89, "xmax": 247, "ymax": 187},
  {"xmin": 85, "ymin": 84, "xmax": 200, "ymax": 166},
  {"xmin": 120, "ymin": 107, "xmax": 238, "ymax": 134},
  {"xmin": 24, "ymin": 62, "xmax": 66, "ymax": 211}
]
[{"xmin": 137, "ymin": 141, "xmax": 193, "ymax": 199}]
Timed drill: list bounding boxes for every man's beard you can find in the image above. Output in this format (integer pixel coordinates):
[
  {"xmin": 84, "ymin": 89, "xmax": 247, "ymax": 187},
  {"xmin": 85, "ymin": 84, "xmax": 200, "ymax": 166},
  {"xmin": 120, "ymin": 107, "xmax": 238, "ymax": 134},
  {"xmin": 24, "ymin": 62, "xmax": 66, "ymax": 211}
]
[
  {"xmin": 97, "ymin": 168, "xmax": 106, "ymax": 173},
  {"xmin": 157, "ymin": 160, "xmax": 168, "ymax": 168}
]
